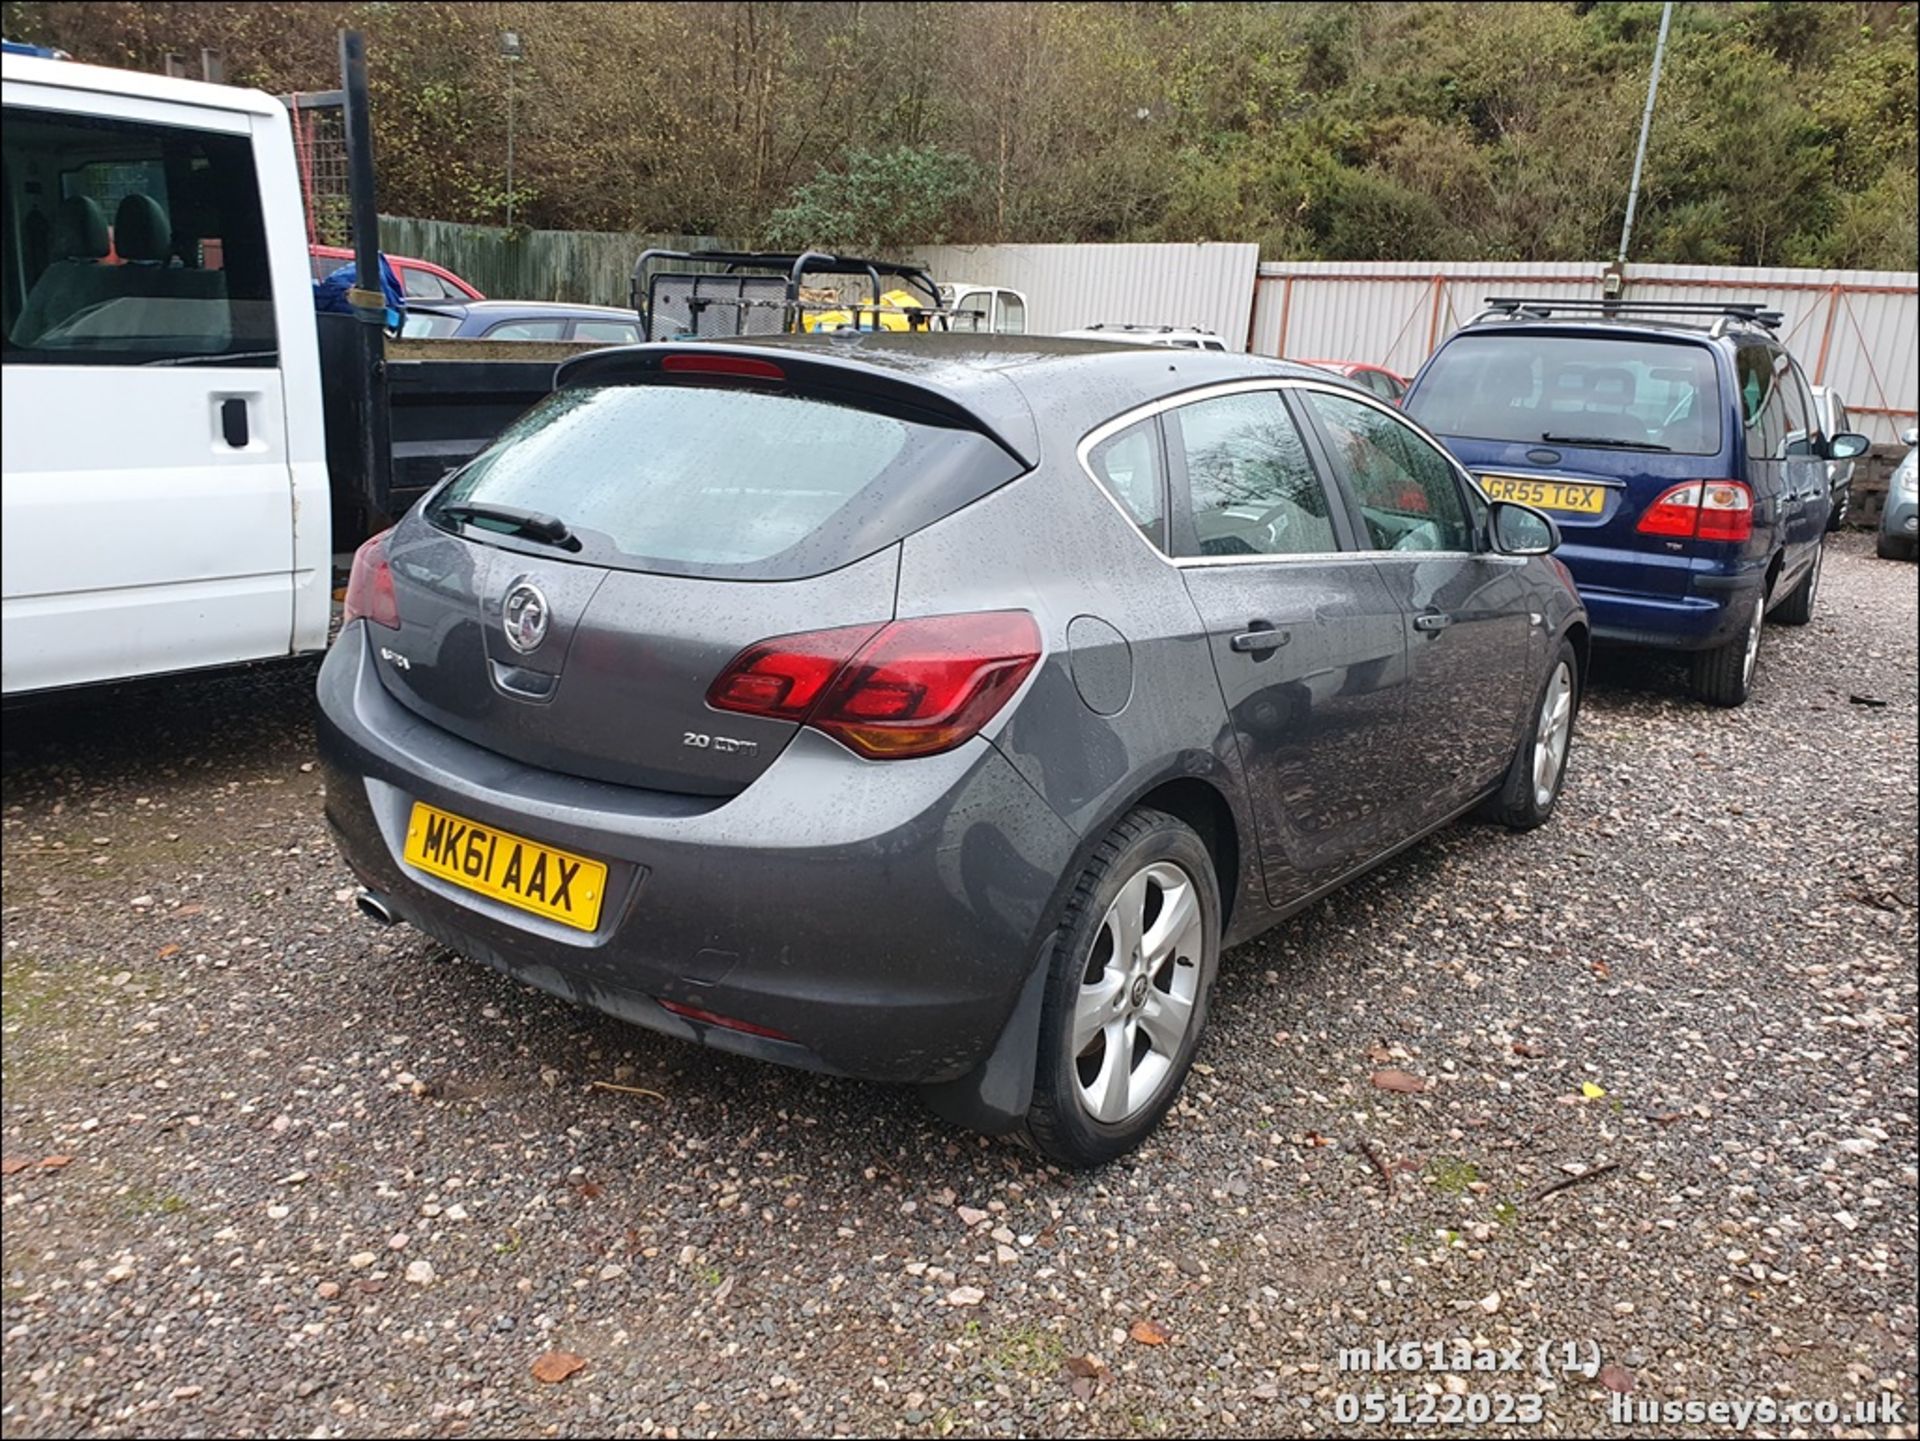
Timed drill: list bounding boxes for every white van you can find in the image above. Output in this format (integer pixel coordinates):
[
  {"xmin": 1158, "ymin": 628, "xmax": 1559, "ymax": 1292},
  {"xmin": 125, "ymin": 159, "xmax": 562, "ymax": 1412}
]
[
  {"xmin": 940, "ymin": 283, "xmax": 1028, "ymax": 335},
  {"xmin": 1, "ymin": 52, "xmax": 331, "ymax": 694}
]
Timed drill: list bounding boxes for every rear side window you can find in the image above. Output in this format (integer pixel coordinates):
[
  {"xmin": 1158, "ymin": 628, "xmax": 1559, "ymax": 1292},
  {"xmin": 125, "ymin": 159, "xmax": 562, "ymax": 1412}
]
[
  {"xmin": 2, "ymin": 106, "xmax": 276, "ymax": 365},
  {"xmin": 399, "ymin": 311, "xmax": 461, "ymax": 339},
  {"xmin": 1408, "ymin": 333, "xmax": 1722, "ymax": 456},
  {"xmin": 1170, "ymin": 390, "xmax": 1339, "ymax": 558},
  {"xmin": 573, "ymin": 319, "xmax": 641, "ymax": 343},
  {"xmin": 1086, "ymin": 419, "xmax": 1165, "ymax": 549},
  {"xmin": 429, "ymin": 383, "xmax": 1026, "ymax": 580}
]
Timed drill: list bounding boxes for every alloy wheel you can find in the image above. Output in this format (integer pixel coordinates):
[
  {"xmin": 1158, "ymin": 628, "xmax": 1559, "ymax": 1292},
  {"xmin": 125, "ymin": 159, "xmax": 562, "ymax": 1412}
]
[
  {"xmin": 1072, "ymin": 861, "xmax": 1204, "ymax": 1125},
  {"xmin": 1533, "ymin": 661, "xmax": 1574, "ymax": 810},
  {"xmin": 1741, "ymin": 593, "xmax": 1766, "ymax": 688}
]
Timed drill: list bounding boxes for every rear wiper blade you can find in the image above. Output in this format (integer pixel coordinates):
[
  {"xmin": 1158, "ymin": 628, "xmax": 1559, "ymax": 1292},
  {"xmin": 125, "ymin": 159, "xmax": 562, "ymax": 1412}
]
[
  {"xmin": 1541, "ymin": 432, "xmax": 1672, "ymax": 452},
  {"xmin": 436, "ymin": 502, "xmax": 580, "ymax": 550}
]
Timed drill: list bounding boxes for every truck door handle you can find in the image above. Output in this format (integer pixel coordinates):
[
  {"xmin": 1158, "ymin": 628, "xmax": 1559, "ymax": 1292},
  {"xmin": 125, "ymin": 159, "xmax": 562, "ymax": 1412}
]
[
  {"xmin": 1413, "ymin": 611, "xmax": 1454, "ymax": 632},
  {"xmin": 1230, "ymin": 624, "xmax": 1291, "ymax": 654},
  {"xmin": 219, "ymin": 397, "xmax": 249, "ymax": 449}
]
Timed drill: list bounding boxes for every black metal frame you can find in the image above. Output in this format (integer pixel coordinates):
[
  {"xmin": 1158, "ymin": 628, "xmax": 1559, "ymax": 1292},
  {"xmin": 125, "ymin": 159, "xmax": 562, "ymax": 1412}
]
[
  {"xmin": 1476, "ymin": 297, "xmax": 1784, "ymax": 331},
  {"xmin": 629, "ymin": 249, "xmax": 948, "ymax": 341}
]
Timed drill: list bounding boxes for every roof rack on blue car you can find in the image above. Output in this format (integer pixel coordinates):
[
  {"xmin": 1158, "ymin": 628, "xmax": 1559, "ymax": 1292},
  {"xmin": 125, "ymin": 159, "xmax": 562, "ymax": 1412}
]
[{"xmin": 1468, "ymin": 297, "xmax": 1784, "ymax": 334}]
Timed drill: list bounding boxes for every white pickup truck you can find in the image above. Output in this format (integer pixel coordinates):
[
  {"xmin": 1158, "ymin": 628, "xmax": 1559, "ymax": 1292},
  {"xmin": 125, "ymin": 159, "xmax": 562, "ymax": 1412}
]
[
  {"xmin": 2, "ymin": 46, "xmax": 589, "ymax": 696},
  {"xmin": 2, "ymin": 52, "xmax": 335, "ymax": 695}
]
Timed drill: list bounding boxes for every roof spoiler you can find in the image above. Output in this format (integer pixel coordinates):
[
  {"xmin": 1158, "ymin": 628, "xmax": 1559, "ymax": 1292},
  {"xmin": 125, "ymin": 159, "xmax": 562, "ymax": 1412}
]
[{"xmin": 553, "ymin": 343, "xmax": 1039, "ymax": 468}]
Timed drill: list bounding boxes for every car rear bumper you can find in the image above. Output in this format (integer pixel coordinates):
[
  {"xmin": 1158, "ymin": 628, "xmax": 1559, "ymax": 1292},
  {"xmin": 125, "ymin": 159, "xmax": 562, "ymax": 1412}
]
[
  {"xmin": 316, "ymin": 623, "xmax": 1079, "ymax": 1085},
  {"xmin": 1883, "ymin": 495, "xmax": 1918, "ymax": 539},
  {"xmin": 1580, "ymin": 578, "xmax": 1763, "ymax": 652}
]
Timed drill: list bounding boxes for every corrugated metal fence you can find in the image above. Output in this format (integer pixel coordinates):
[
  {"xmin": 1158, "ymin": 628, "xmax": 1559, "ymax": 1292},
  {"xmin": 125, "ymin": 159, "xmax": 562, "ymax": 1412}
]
[
  {"xmin": 370, "ymin": 218, "xmax": 1916, "ymax": 445},
  {"xmin": 1250, "ymin": 260, "xmax": 1919, "ymax": 444},
  {"xmin": 907, "ymin": 243, "xmax": 1260, "ymax": 344},
  {"xmin": 377, "ymin": 216, "xmax": 732, "ymax": 309}
]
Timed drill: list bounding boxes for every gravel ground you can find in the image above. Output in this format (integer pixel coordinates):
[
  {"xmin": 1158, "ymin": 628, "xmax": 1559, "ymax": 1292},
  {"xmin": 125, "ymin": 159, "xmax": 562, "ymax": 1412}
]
[{"xmin": 3, "ymin": 533, "xmax": 1915, "ymax": 1440}]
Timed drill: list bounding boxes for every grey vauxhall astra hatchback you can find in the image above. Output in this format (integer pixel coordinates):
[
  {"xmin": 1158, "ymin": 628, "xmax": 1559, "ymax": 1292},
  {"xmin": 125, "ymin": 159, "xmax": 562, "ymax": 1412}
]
[{"xmin": 318, "ymin": 336, "xmax": 1588, "ymax": 1166}]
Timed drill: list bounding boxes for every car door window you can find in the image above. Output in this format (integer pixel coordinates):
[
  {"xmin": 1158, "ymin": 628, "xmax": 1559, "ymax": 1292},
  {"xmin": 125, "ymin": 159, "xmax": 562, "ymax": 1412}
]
[
  {"xmin": 1085, "ymin": 418, "xmax": 1165, "ymax": 549},
  {"xmin": 3, "ymin": 106, "xmax": 276, "ymax": 363},
  {"xmin": 995, "ymin": 291, "xmax": 1025, "ymax": 334},
  {"xmin": 573, "ymin": 319, "xmax": 641, "ymax": 343},
  {"xmin": 1780, "ymin": 360, "xmax": 1817, "ymax": 458},
  {"xmin": 1736, "ymin": 345, "xmax": 1789, "ymax": 459},
  {"xmin": 484, "ymin": 318, "xmax": 569, "ymax": 341},
  {"xmin": 401, "ymin": 267, "xmax": 443, "ymax": 300},
  {"xmin": 1304, "ymin": 389, "xmax": 1472, "ymax": 553},
  {"xmin": 1170, "ymin": 390, "xmax": 1339, "ymax": 558}
]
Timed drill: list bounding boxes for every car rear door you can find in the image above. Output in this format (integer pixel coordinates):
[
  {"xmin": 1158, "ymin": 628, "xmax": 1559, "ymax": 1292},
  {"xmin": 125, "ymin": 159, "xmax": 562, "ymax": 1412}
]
[
  {"xmin": 1, "ymin": 81, "xmax": 306, "ymax": 693},
  {"xmin": 1163, "ymin": 383, "xmax": 1410, "ymax": 905},
  {"xmin": 1296, "ymin": 386, "xmax": 1535, "ymax": 830}
]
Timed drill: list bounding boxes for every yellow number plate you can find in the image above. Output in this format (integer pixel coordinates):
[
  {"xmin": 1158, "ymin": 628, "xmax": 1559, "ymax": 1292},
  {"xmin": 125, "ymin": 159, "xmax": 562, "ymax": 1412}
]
[
  {"xmin": 403, "ymin": 802, "xmax": 608, "ymax": 932},
  {"xmin": 1479, "ymin": 474, "xmax": 1607, "ymax": 515}
]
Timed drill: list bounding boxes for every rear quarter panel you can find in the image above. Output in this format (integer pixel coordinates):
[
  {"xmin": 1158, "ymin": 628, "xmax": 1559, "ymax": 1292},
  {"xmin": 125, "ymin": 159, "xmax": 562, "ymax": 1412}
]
[{"xmin": 892, "ymin": 450, "xmax": 1266, "ymax": 935}]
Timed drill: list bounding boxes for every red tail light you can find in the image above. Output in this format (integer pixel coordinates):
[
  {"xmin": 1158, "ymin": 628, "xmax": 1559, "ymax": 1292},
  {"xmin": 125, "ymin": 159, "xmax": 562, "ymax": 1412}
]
[
  {"xmin": 708, "ymin": 611, "xmax": 1042, "ymax": 760},
  {"xmin": 342, "ymin": 528, "xmax": 399, "ymax": 630},
  {"xmin": 1636, "ymin": 480, "xmax": 1753, "ymax": 543}
]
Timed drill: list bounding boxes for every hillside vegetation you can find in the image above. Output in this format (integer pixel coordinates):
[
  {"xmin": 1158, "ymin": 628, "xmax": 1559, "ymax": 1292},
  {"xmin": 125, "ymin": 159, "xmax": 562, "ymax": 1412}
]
[{"xmin": 5, "ymin": 1, "xmax": 1914, "ymax": 267}]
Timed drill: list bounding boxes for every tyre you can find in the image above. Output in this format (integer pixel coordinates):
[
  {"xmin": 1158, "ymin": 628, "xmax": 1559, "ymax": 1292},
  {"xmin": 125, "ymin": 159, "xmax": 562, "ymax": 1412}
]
[
  {"xmin": 1879, "ymin": 533, "xmax": 1915, "ymax": 562},
  {"xmin": 1024, "ymin": 808, "xmax": 1221, "ymax": 1168},
  {"xmin": 1827, "ymin": 486, "xmax": 1850, "ymax": 532},
  {"xmin": 1689, "ymin": 590, "xmax": 1767, "ymax": 707},
  {"xmin": 1773, "ymin": 545, "xmax": 1821, "ymax": 626},
  {"xmin": 1479, "ymin": 638, "xmax": 1579, "ymax": 831}
]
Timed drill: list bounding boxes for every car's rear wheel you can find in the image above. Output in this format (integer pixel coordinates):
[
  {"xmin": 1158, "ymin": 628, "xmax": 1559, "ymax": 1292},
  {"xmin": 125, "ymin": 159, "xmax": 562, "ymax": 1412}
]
[
  {"xmin": 1773, "ymin": 544, "xmax": 1821, "ymax": 626},
  {"xmin": 1690, "ymin": 590, "xmax": 1766, "ymax": 707},
  {"xmin": 1025, "ymin": 808, "xmax": 1220, "ymax": 1168},
  {"xmin": 1879, "ymin": 533, "xmax": 1916, "ymax": 562},
  {"xmin": 1480, "ymin": 639, "xmax": 1579, "ymax": 831}
]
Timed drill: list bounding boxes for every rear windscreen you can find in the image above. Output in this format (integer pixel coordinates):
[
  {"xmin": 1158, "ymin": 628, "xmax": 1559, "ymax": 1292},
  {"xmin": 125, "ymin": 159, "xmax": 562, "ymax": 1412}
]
[
  {"xmin": 1407, "ymin": 334, "xmax": 1724, "ymax": 455},
  {"xmin": 426, "ymin": 383, "xmax": 1026, "ymax": 579}
]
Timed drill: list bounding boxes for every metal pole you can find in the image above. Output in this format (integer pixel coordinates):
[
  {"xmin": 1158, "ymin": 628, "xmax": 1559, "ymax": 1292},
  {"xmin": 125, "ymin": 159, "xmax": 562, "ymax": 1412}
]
[
  {"xmin": 340, "ymin": 30, "xmax": 381, "ymax": 322},
  {"xmin": 1617, "ymin": 0, "xmax": 1674, "ymax": 267},
  {"xmin": 337, "ymin": 28, "xmax": 391, "ymax": 535},
  {"xmin": 504, "ymin": 61, "xmax": 515, "ymax": 229}
]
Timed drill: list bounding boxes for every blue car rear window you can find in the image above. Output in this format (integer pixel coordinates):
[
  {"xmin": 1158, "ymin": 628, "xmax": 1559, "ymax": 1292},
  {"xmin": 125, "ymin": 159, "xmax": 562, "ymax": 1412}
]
[{"xmin": 1408, "ymin": 334, "xmax": 1723, "ymax": 456}]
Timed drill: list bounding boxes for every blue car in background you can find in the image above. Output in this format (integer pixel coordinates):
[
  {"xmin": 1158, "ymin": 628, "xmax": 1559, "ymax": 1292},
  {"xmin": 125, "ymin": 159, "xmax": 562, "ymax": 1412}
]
[{"xmin": 1405, "ymin": 300, "xmax": 1872, "ymax": 706}]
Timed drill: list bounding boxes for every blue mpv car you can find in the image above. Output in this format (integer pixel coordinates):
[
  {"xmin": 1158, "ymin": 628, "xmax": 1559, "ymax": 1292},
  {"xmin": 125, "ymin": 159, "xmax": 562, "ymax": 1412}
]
[{"xmin": 1406, "ymin": 300, "xmax": 1871, "ymax": 706}]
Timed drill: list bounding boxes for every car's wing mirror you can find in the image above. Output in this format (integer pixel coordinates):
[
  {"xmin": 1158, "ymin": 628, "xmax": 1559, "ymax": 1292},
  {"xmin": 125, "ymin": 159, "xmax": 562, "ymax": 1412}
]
[
  {"xmin": 1830, "ymin": 432, "xmax": 1871, "ymax": 460},
  {"xmin": 1489, "ymin": 499, "xmax": 1561, "ymax": 556}
]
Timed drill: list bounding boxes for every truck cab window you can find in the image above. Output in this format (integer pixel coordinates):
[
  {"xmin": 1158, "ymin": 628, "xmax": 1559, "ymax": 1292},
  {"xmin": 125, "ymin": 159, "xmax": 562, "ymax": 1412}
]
[{"xmin": 2, "ymin": 106, "xmax": 276, "ymax": 365}]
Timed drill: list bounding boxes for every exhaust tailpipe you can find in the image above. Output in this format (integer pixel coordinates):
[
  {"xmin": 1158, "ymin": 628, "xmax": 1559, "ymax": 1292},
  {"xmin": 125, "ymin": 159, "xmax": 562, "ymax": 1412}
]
[{"xmin": 355, "ymin": 888, "xmax": 397, "ymax": 926}]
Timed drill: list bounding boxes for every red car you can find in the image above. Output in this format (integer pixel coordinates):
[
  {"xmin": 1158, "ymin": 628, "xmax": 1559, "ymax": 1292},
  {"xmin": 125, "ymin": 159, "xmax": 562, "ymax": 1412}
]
[
  {"xmin": 1295, "ymin": 358, "xmax": 1409, "ymax": 404},
  {"xmin": 308, "ymin": 245, "xmax": 483, "ymax": 303}
]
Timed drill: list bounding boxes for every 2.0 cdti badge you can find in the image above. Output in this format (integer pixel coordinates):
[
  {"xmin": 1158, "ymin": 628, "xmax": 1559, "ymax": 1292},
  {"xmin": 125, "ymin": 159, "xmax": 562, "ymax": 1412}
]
[{"xmin": 318, "ymin": 336, "xmax": 1587, "ymax": 1167}]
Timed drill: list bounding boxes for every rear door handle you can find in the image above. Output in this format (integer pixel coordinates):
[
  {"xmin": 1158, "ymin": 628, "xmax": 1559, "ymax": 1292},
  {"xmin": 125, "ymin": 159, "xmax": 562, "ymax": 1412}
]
[
  {"xmin": 1230, "ymin": 625, "xmax": 1292, "ymax": 654},
  {"xmin": 1413, "ymin": 611, "xmax": 1453, "ymax": 632}
]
